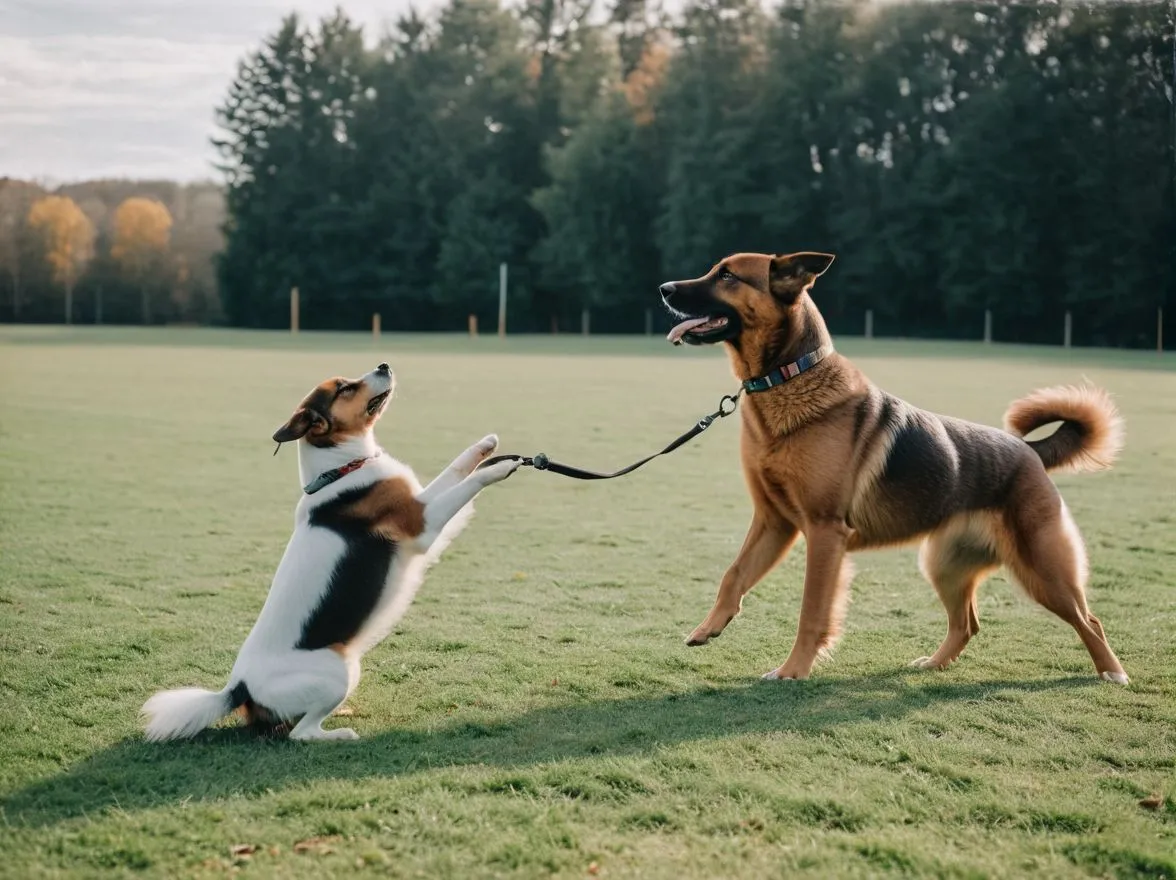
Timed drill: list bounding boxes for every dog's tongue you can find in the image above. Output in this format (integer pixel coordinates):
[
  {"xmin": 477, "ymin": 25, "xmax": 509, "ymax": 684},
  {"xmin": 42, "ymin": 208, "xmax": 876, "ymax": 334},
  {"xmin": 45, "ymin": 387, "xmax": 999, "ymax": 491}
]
[{"xmin": 667, "ymin": 316, "xmax": 712, "ymax": 344}]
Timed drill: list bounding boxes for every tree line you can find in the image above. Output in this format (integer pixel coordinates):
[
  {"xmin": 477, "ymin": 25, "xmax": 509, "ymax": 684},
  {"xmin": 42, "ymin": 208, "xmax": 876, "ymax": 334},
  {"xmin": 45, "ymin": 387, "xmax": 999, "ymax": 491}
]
[
  {"xmin": 0, "ymin": 179, "xmax": 224, "ymax": 325},
  {"xmin": 2, "ymin": 1, "xmax": 1171, "ymax": 347},
  {"xmin": 214, "ymin": 0, "xmax": 1172, "ymax": 347}
]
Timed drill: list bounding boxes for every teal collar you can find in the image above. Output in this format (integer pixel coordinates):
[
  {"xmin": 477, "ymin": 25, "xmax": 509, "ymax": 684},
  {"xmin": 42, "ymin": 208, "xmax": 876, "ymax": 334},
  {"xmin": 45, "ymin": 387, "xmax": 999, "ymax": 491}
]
[
  {"xmin": 742, "ymin": 344, "xmax": 834, "ymax": 394},
  {"xmin": 303, "ymin": 453, "xmax": 380, "ymax": 495}
]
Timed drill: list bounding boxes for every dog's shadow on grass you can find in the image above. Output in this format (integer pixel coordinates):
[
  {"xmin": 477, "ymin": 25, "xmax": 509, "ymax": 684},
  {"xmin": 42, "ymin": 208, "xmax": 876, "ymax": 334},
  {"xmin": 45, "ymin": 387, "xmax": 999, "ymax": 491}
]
[{"xmin": 4, "ymin": 671, "xmax": 1091, "ymax": 828}]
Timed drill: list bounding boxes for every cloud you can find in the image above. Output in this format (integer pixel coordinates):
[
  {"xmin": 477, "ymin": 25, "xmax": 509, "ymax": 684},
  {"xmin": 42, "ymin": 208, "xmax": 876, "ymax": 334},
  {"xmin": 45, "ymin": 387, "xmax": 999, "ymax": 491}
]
[{"xmin": 0, "ymin": 0, "xmax": 421, "ymax": 183}]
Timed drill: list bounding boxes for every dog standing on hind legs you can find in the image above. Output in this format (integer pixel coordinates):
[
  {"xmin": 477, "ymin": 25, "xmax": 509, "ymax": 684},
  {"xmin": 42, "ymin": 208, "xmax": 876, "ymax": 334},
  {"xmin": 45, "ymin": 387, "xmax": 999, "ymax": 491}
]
[
  {"xmin": 660, "ymin": 251, "xmax": 1128, "ymax": 684},
  {"xmin": 141, "ymin": 363, "xmax": 522, "ymax": 742}
]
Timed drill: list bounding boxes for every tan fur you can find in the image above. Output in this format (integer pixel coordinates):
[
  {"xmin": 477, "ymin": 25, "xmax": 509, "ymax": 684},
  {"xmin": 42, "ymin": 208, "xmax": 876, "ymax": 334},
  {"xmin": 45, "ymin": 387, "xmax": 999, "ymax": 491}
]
[
  {"xmin": 846, "ymin": 394, "xmax": 909, "ymax": 544},
  {"xmin": 336, "ymin": 476, "xmax": 426, "ymax": 541},
  {"xmin": 666, "ymin": 251, "xmax": 1128, "ymax": 683},
  {"xmin": 1003, "ymin": 383, "xmax": 1124, "ymax": 473},
  {"xmin": 274, "ymin": 375, "xmax": 391, "ymax": 448}
]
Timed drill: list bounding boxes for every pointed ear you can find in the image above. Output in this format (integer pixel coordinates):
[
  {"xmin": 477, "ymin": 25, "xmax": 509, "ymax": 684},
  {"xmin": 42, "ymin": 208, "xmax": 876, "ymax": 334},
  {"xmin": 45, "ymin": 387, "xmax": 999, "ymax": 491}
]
[
  {"xmin": 793, "ymin": 252, "xmax": 835, "ymax": 276},
  {"xmin": 769, "ymin": 252, "xmax": 836, "ymax": 301},
  {"xmin": 272, "ymin": 407, "xmax": 324, "ymax": 443}
]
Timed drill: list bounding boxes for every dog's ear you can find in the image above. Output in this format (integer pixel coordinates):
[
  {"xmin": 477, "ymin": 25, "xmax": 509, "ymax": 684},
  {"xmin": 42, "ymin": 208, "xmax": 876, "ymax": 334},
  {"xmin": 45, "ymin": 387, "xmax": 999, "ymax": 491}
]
[
  {"xmin": 272, "ymin": 407, "xmax": 326, "ymax": 443},
  {"xmin": 769, "ymin": 252, "xmax": 836, "ymax": 301}
]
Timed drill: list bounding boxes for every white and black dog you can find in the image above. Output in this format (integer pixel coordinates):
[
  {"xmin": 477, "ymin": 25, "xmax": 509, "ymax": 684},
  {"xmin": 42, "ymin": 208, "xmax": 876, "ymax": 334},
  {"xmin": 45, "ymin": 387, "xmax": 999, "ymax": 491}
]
[{"xmin": 141, "ymin": 362, "xmax": 520, "ymax": 742}]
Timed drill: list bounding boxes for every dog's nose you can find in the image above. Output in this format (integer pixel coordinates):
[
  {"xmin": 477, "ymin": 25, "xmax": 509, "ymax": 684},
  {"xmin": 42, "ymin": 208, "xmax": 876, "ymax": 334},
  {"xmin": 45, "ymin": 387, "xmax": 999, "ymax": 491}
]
[
  {"xmin": 659, "ymin": 282, "xmax": 676, "ymax": 297},
  {"xmin": 376, "ymin": 363, "xmax": 390, "ymax": 373}
]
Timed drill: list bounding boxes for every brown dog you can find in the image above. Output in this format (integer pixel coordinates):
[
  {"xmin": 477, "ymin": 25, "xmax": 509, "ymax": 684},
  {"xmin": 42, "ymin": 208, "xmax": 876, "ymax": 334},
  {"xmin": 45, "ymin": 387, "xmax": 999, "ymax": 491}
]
[{"xmin": 660, "ymin": 252, "xmax": 1128, "ymax": 684}]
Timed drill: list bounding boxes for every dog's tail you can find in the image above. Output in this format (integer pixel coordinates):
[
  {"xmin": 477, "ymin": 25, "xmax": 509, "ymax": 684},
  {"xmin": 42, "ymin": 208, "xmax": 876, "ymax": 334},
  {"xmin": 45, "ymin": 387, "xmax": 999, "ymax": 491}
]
[
  {"xmin": 1004, "ymin": 383, "xmax": 1124, "ymax": 474},
  {"xmin": 141, "ymin": 685, "xmax": 237, "ymax": 742}
]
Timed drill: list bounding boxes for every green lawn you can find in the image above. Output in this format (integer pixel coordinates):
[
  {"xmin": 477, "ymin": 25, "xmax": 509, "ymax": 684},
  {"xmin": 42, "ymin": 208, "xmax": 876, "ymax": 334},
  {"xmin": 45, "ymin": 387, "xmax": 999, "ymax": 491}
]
[{"xmin": 1, "ymin": 327, "xmax": 1173, "ymax": 879}]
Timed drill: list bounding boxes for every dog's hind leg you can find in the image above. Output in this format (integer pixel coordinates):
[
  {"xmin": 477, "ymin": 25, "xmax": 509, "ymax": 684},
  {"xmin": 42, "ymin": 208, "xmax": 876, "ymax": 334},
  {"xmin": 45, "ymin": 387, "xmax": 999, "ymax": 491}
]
[
  {"xmin": 248, "ymin": 649, "xmax": 359, "ymax": 741},
  {"xmin": 911, "ymin": 522, "xmax": 999, "ymax": 670},
  {"xmin": 687, "ymin": 516, "xmax": 798, "ymax": 646},
  {"xmin": 999, "ymin": 484, "xmax": 1128, "ymax": 684},
  {"xmin": 417, "ymin": 435, "xmax": 499, "ymax": 504}
]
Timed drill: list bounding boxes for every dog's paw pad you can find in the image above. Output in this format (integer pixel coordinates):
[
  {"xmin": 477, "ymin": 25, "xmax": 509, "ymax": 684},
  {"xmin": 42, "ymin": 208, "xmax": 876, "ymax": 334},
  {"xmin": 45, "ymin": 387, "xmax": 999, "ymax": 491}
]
[
  {"xmin": 480, "ymin": 458, "xmax": 520, "ymax": 482},
  {"xmin": 1100, "ymin": 671, "xmax": 1129, "ymax": 685},
  {"xmin": 761, "ymin": 669, "xmax": 797, "ymax": 681}
]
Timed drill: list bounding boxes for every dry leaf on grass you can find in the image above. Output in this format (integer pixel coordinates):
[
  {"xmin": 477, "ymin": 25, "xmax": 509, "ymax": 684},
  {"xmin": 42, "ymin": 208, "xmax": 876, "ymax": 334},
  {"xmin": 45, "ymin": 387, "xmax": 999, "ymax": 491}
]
[
  {"xmin": 229, "ymin": 844, "xmax": 257, "ymax": 857},
  {"xmin": 333, "ymin": 707, "xmax": 355, "ymax": 717},
  {"xmin": 1138, "ymin": 794, "xmax": 1164, "ymax": 811},
  {"xmin": 294, "ymin": 835, "xmax": 342, "ymax": 855}
]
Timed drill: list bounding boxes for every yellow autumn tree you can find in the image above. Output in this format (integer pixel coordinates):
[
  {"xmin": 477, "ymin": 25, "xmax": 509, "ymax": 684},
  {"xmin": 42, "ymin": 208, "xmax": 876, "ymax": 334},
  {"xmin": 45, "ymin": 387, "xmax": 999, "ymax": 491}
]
[
  {"xmin": 26, "ymin": 195, "xmax": 95, "ymax": 324},
  {"xmin": 622, "ymin": 41, "xmax": 670, "ymax": 127},
  {"xmin": 111, "ymin": 197, "xmax": 173, "ymax": 324}
]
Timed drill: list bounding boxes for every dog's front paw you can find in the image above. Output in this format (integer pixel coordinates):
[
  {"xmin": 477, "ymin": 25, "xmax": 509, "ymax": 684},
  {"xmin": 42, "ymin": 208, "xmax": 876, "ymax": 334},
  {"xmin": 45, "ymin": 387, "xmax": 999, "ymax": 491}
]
[
  {"xmin": 475, "ymin": 434, "xmax": 499, "ymax": 459},
  {"xmin": 478, "ymin": 457, "xmax": 522, "ymax": 485},
  {"xmin": 761, "ymin": 661, "xmax": 811, "ymax": 681},
  {"xmin": 685, "ymin": 610, "xmax": 736, "ymax": 646},
  {"xmin": 1100, "ymin": 670, "xmax": 1129, "ymax": 685}
]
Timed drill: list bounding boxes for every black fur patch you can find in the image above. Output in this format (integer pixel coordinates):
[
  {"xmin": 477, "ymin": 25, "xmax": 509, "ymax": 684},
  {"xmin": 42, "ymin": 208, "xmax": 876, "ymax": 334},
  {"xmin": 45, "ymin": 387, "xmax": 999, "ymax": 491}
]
[
  {"xmin": 874, "ymin": 401, "xmax": 1035, "ymax": 541},
  {"xmin": 875, "ymin": 393, "xmax": 897, "ymax": 436},
  {"xmin": 298, "ymin": 485, "xmax": 398, "ymax": 651},
  {"xmin": 229, "ymin": 679, "xmax": 287, "ymax": 729},
  {"xmin": 940, "ymin": 417, "xmax": 1031, "ymax": 509},
  {"xmin": 1026, "ymin": 421, "xmax": 1085, "ymax": 471},
  {"xmin": 228, "ymin": 680, "xmax": 252, "ymax": 709},
  {"xmin": 880, "ymin": 411, "xmax": 959, "ymax": 532},
  {"xmin": 852, "ymin": 395, "xmax": 872, "ymax": 445}
]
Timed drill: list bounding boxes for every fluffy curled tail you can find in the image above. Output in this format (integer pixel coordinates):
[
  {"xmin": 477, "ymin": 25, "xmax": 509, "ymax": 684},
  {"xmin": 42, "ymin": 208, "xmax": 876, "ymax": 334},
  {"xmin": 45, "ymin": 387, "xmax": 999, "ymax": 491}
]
[
  {"xmin": 141, "ymin": 686, "xmax": 234, "ymax": 742},
  {"xmin": 1004, "ymin": 383, "xmax": 1124, "ymax": 473}
]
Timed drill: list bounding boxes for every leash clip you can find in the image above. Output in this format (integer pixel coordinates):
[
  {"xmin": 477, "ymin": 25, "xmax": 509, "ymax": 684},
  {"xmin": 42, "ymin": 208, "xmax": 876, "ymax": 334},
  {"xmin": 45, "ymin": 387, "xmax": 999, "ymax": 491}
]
[{"xmin": 718, "ymin": 392, "xmax": 741, "ymax": 418}]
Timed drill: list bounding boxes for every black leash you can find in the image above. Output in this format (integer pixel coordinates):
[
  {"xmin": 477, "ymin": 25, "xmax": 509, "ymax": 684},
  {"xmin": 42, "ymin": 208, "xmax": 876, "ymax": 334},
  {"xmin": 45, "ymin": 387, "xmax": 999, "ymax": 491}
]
[
  {"xmin": 474, "ymin": 343, "xmax": 834, "ymax": 482},
  {"xmin": 476, "ymin": 390, "xmax": 742, "ymax": 481}
]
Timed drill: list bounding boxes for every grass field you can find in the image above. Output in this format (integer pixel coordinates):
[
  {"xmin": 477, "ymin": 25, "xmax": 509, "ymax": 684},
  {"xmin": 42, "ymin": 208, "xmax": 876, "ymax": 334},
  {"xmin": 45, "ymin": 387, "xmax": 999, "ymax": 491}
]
[{"xmin": 1, "ymin": 326, "xmax": 1174, "ymax": 879}]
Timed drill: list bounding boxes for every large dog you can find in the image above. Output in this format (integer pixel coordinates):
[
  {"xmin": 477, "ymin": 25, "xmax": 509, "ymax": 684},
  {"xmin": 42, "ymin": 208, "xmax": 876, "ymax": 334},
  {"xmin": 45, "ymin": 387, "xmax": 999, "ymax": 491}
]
[
  {"xmin": 142, "ymin": 363, "xmax": 521, "ymax": 741},
  {"xmin": 660, "ymin": 253, "xmax": 1128, "ymax": 684}
]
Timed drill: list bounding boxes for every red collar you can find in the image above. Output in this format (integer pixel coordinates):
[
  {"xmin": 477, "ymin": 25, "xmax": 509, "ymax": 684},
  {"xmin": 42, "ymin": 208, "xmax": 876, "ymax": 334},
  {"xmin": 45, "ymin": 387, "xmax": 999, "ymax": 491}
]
[{"xmin": 303, "ymin": 454, "xmax": 380, "ymax": 495}]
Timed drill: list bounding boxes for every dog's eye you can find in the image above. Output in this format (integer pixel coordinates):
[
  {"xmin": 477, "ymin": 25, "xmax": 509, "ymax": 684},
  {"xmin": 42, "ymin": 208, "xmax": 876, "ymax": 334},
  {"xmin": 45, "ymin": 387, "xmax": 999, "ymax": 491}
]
[{"xmin": 718, "ymin": 268, "xmax": 736, "ymax": 282}]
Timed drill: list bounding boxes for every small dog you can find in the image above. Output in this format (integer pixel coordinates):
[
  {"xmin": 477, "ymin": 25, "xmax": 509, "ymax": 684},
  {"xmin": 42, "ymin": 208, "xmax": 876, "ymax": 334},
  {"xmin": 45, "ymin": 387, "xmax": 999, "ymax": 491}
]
[
  {"xmin": 142, "ymin": 363, "xmax": 521, "ymax": 741},
  {"xmin": 661, "ymin": 252, "xmax": 1128, "ymax": 684}
]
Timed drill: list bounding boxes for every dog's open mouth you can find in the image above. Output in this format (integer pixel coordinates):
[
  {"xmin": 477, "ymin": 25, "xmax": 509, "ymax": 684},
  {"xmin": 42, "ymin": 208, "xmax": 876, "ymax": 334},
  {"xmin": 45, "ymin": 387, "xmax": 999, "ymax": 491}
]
[
  {"xmin": 667, "ymin": 315, "xmax": 730, "ymax": 345},
  {"xmin": 366, "ymin": 391, "xmax": 390, "ymax": 415}
]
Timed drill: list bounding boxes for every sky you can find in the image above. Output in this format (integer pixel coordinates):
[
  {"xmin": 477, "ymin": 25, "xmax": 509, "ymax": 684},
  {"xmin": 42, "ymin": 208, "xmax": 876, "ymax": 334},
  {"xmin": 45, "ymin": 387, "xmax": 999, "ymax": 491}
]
[{"xmin": 0, "ymin": 0, "xmax": 419, "ymax": 184}]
